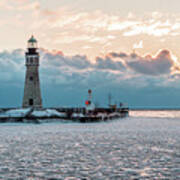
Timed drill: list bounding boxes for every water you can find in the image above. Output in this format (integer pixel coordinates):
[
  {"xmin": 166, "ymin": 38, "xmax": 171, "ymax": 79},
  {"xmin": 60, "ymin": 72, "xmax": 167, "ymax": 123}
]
[{"xmin": 0, "ymin": 111, "xmax": 180, "ymax": 179}]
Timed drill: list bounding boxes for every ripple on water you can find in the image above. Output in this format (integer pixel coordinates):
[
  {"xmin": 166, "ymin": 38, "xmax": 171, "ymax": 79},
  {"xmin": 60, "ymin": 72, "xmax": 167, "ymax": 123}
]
[{"xmin": 0, "ymin": 114, "xmax": 179, "ymax": 179}]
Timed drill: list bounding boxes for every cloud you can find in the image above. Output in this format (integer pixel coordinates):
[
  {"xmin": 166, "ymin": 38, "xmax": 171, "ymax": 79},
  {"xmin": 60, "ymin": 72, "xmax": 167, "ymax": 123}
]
[
  {"xmin": 107, "ymin": 21, "xmax": 139, "ymax": 31},
  {"xmin": 95, "ymin": 56, "xmax": 125, "ymax": 71},
  {"xmin": 41, "ymin": 48, "xmax": 175, "ymax": 76},
  {"xmin": 0, "ymin": 48, "xmax": 175, "ymax": 85},
  {"xmin": 0, "ymin": 49, "xmax": 24, "ymax": 82},
  {"xmin": 123, "ymin": 23, "xmax": 171, "ymax": 37},
  {"xmin": 109, "ymin": 52, "xmax": 128, "ymax": 58},
  {"xmin": 3, "ymin": 4, "xmax": 180, "ymax": 60},
  {"xmin": 133, "ymin": 40, "xmax": 143, "ymax": 49},
  {"xmin": 0, "ymin": 48, "xmax": 177, "ymax": 86},
  {"xmin": 129, "ymin": 50, "xmax": 174, "ymax": 75},
  {"xmin": 40, "ymin": 49, "xmax": 91, "ymax": 70},
  {"xmin": 110, "ymin": 49, "xmax": 175, "ymax": 75},
  {"xmin": 38, "ymin": 9, "xmax": 180, "ymax": 41}
]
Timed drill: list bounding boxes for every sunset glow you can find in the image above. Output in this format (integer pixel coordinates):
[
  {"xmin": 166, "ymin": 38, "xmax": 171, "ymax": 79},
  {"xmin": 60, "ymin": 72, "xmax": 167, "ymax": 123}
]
[{"xmin": 1, "ymin": 0, "xmax": 180, "ymax": 60}]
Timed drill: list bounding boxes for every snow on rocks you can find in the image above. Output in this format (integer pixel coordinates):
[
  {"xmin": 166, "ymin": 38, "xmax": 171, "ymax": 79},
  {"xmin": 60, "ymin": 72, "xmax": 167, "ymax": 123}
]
[
  {"xmin": 31, "ymin": 109, "xmax": 66, "ymax": 118},
  {"xmin": 108, "ymin": 112, "xmax": 121, "ymax": 117},
  {"xmin": 0, "ymin": 108, "xmax": 66, "ymax": 118},
  {"xmin": 72, "ymin": 113, "xmax": 84, "ymax": 118},
  {"xmin": 0, "ymin": 108, "xmax": 31, "ymax": 118}
]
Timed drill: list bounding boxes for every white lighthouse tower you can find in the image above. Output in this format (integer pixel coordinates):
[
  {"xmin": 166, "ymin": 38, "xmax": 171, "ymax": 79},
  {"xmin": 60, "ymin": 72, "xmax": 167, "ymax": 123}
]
[{"xmin": 22, "ymin": 36, "xmax": 42, "ymax": 108}]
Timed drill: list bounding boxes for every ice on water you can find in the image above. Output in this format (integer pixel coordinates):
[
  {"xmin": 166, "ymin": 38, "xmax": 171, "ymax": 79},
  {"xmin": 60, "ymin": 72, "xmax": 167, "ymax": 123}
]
[{"xmin": 0, "ymin": 110, "xmax": 180, "ymax": 179}]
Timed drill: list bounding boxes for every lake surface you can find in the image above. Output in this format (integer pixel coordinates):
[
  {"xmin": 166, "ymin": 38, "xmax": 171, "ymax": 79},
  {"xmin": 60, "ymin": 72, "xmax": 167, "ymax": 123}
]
[{"xmin": 0, "ymin": 110, "xmax": 180, "ymax": 179}]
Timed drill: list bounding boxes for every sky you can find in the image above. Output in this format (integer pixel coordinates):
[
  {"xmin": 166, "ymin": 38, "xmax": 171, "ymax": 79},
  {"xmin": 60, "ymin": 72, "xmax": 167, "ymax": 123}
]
[{"xmin": 1, "ymin": 0, "xmax": 180, "ymax": 108}]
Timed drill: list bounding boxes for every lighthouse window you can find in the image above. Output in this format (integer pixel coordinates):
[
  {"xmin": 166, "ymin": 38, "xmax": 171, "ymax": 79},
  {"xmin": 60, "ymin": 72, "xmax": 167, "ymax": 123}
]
[
  {"xmin": 30, "ymin": 57, "xmax": 33, "ymax": 63},
  {"xmin": 29, "ymin": 99, "xmax": 33, "ymax": 106},
  {"xmin": 29, "ymin": 76, "xmax": 33, "ymax": 81}
]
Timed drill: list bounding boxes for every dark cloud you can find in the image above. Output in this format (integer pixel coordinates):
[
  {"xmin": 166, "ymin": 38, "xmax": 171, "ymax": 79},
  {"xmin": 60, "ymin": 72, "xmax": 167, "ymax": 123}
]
[
  {"xmin": 39, "ymin": 48, "xmax": 175, "ymax": 76},
  {"xmin": 127, "ymin": 50, "xmax": 173, "ymax": 75},
  {"xmin": 109, "ymin": 52, "xmax": 128, "ymax": 58},
  {"xmin": 40, "ymin": 49, "xmax": 91, "ymax": 70},
  {"xmin": 0, "ymin": 49, "xmax": 24, "ymax": 83},
  {"xmin": 109, "ymin": 49, "xmax": 174, "ymax": 75},
  {"xmin": 0, "ymin": 48, "xmax": 176, "ymax": 81},
  {"xmin": 95, "ymin": 56, "xmax": 125, "ymax": 71}
]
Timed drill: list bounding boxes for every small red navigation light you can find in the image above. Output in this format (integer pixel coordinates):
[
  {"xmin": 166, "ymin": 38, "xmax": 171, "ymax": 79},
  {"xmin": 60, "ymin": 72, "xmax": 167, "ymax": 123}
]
[{"xmin": 85, "ymin": 101, "xmax": 91, "ymax": 105}]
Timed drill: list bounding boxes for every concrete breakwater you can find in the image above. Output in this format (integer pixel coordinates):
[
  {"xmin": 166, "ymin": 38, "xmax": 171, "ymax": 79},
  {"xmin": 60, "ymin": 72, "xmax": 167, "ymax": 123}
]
[{"xmin": 0, "ymin": 107, "xmax": 129, "ymax": 123}]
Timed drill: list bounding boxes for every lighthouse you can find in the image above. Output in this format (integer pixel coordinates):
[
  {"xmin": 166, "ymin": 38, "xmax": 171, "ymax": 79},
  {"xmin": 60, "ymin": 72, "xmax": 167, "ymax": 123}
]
[{"xmin": 22, "ymin": 35, "xmax": 42, "ymax": 108}]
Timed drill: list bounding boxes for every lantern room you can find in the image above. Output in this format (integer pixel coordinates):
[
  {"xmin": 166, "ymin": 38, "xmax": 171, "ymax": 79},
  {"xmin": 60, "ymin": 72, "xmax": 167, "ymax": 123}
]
[{"xmin": 28, "ymin": 35, "xmax": 38, "ymax": 49}]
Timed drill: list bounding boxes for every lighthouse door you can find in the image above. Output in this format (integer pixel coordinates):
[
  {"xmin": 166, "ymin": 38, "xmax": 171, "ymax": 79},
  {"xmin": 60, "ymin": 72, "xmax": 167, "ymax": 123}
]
[{"xmin": 29, "ymin": 99, "xmax": 34, "ymax": 106}]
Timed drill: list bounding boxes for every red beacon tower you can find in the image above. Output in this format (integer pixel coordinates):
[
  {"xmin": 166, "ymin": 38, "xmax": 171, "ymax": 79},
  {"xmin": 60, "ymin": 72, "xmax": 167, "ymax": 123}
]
[{"xmin": 85, "ymin": 89, "xmax": 95, "ymax": 112}]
